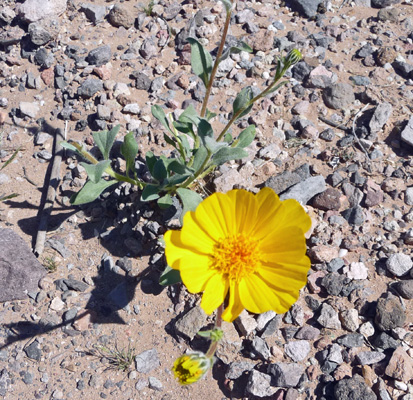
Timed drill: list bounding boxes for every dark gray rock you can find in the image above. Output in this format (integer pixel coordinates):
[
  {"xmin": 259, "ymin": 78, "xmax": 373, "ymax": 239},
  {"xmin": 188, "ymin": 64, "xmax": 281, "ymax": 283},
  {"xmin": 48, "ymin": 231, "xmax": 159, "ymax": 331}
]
[
  {"xmin": 77, "ymin": 79, "xmax": 103, "ymax": 98},
  {"xmin": 337, "ymin": 333, "xmax": 364, "ymax": 348},
  {"xmin": 401, "ymin": 116, "xmax": 413, "ymax": 148},
  {"xmin": 287, "ymin": 0, "xmax": 324, "ymax": 18},
  {"xmin": 396, "ymin": 280, "xmax": 413, "ymax": 299},
  {"xmin": 28, "ymin": 19, "xmax": 59, "ymax": 46},
  {"xmin": 371, "ymin": 0, "xmax": 400, "ymax": 7},
  {"xmin": 323, "ymin": 83, "xmax": 355, "ymax": 110},
  {"xmin": 334, "ymin": 375, "xmax": 377, "ymax": 400},
  {"xmin": 135, "ymin": 349, "xmax": 160, "ymax": 373},
  {"xmin": 264, "ymin": 163, "xmax": 310, "ymax": 194},
  {"xmin": 34, "ymin": 48, "xmax": 55, "ymax": 68},
  {"xmin": 24, "ymin": 340, "xmax": 42, "ymax": 361},
  {"xmin": 267, "ymin": 362, "xmax": 305, "ymax": 388},
  {"xmin": 250, "ymin": 337, "xmax": 271, "ymax": 360},
  {"xmin": 280, "ymin": 175, "xmax": 327, "ymax": 204},
  {"xmin": 349, "ymin": 76, "xmax": 370, "ymax": 86},
  {"xmin": 46, "ymin": 238, "xmax": 71, "ymax": 259},
  {"xmin": 62, "ymin": 278, "xmax": 89, "ymax": 292},
  {"xmin": 174, "ymin": 306, "xmax": 207, "ymax": 340},
  {"xmin": 373, "ymin": 332, "xmax": 400, "ymax": 350},
  {"xmin": 80, "ymin": 3, "xmax": 107, "ymax": 24},
  {"xmin": 0, "ymin": 229, "xmax": 46, "ymax": 302},
  {"xmin": 107, "ymin": 281, "xmax": 129, "ymax": 308},
  {"xmin": 321, "ymin": 273, "xmax": 346, "ymax": 296},
  {"xmin": 369, "ymin": 103, "xmax": 392, "ymax": 134},
  {"xmin": 356, "ymin": 351, "xmax": 386, "ymax": 365},
  {"xmin": 86, "ymin": 45, "xmax": 111, "ymax": 66},
  {"xmin": 375, "ymin": 296, "xmax": 406, "ymax": 331},
  {"xmin": 341, "ymin": 206, "xmax": 364, "ymax": 226},
  {"xmin": 225, "ymin": 361, "xmax": 255, "ymax": 379},
  {"xmin": 312, "ymin": 188, "xmax": 341, "ymax": 211},
  {"xmin": 133, "ymin": 72, "xmax": 152, "ymax": 91},
  {"xmin": 140, "ymin": 38, "xmax": 158, "ymax": 59},
  {"xmin": 246, "ymin": 370, "xmax": 276, "ymax": 397},
  {"xmin": 0, "ymin": 369, "xmax": 10, "ymax": 397}
]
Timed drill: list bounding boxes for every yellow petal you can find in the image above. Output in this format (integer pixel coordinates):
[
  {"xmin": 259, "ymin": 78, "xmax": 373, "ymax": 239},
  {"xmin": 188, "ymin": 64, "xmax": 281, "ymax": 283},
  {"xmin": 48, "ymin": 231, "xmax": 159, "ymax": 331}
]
[
  {"xmin": 222, "ymin": 280, "xmax": 244, "ymax": 322},
  {"xmin": 200, "ymin": 274, "xmax": 228, "ymax": 315},
  {"xmin": 194, "ymin": 192, "xmax": 235, "ymax": 240},
  {"xmin": 239, "ymin": 274, "xmax": 298, "ymax": 314},
  {"xmin": 259, "ymin": 226, "xmax": 308, "ymax": 258},
  {"xmin": 179, "ymin": 254, "xmax": 215, "ymax": 293},
  {"xmin": 227, "ymin": 189, "xmax": 258, "ymax": 235}
]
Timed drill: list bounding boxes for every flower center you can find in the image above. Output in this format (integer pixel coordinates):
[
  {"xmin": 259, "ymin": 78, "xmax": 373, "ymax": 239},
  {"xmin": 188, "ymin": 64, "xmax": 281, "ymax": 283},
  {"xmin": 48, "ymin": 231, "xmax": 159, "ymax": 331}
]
[{"xmin": 211, "ymin": 234, "xmax": 261, "ymax": 282}]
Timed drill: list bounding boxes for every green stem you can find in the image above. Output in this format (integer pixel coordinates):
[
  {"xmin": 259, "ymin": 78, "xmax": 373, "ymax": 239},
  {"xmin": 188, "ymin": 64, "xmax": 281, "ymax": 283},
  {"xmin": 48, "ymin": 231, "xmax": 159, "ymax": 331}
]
[
  {"xmin": 181, "ymin": 149, "xmax": 212, "ymax": 188},
  {"xmin": 205, "ymin": 304, "xmax": 223, "ymax": 358},
  {"xmin": 70, "ymin": 141, "xmax": 145, "ymax": 188},
  {"xmin": 217, "ymin": 70, "xmax": 289, "ymax": 142},
  {"xmin": 200, "ymin": 4, "xmax": 233, "ymax": 118}
]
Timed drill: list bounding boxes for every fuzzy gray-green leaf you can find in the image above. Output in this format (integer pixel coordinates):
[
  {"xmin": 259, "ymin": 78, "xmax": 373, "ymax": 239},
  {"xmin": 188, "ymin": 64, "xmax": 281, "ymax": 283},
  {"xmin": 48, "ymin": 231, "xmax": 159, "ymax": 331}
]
[
  {"xmin": 212, "ymin": 147, "xmax": 248, "ymax": 165},
  {"xmin": 176, "ymin": 188, "xmax": 203, "ymax": 224},
  {"xmin": 187, "ymin": 37, "xmax": 213, "ymax": 87},
  {"xmin": 152, "ymin": 105, "xmax": 173, "ymax": 134},
  {"xmin": 71, "ymin": 179, "xmax": 117, "ymax": 205},
  {"xmin": 159, "ymin": 265, "xmax": 182, "ymax": 286},
  {"xmin": 121, "ymin": 132, "xmax": 139, "ymax": 175},
  {"xmin": 141, "ymin": 184, "xmax": 160, "ymax": 202},
  {"xmin": 93, "ymin": 125, "xmax": 120, "ymax": 160},
  {"xmin": 232, "ymin": 86, "xmax": 254, "ymax": 119},
  {"xmin": 235, "ymin": 125, "xmax": 256, "ymax": 148},
  {"xmin": 81, "ymin": 160, "xmax": 111, "ymax": 184}
]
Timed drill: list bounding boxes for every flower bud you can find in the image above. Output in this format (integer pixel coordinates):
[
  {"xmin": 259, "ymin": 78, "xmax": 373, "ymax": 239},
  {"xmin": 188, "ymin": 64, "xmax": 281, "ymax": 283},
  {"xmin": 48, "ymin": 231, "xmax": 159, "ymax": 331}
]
[
  {"xmin": 172, "ymin": 351, "xmax": 212, "ymax": 385},
  {"xmin": 285, "ymin": 49, "xmax": 302, "ymax": 67}
]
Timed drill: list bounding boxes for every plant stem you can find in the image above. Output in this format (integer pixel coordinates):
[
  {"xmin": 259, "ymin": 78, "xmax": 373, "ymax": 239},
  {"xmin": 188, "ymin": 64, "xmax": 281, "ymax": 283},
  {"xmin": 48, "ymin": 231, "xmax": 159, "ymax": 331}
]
[
  {"xmin": 205, "ymin": 304, "xmax": 223, "ymax": 358},
  {"xmin": 70, "ymin": 141, "xmax": 145, "ymax": 188},
  {"xmin": 181, "ymin": 149, "xmax": 212, "ymax": 188},
  {"xmin": 200, "ymin": 3, "xmax": 233, "ymax": 118},
  {"xmin": 216, "ymin": 70, "xmax": 289, "ymax": 142}
]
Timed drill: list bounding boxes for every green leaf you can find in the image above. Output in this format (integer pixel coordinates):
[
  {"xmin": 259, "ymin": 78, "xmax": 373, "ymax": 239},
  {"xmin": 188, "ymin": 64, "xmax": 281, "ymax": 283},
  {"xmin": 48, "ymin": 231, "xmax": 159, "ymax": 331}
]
[
  {"xmin": 233, "ymin": 86, "xmax": 254, "ymax": 120},
  {"xmin": 235, "ymin": 125, "xmax": 256, "ymax": 148},
  {"xmin": 0, "ymin": 147, "xmax": 20, "ymax": 171},
  {"xmin": 70, "ymin": 179, "xmax": 117, "ymax": 205},
  {"xmin": 163, "ymin": 133, "xmax": 177, "ymax": 148},
  {"xmin": 60, "ymin": 141, "xmax": 80, "ymax": 153},
  {"xmin": 266, "ymin": 80, "xmax": 288, "ymax": 95},
  {"xmin": 152, "ymin": 158, "xmax": 168, "ymax": 182},
  {"xmin": 204, "ymin": 136, "xmax": 228, "ymax": 153},
  {"xmin": 223, "ymin": 133, "xmax": 232, "ymax": 143},
  {"xmin": 159, "ymin": 265, "xmax": 182, "ymax": 286},
  {"xmin": 176, "ymin": 188, "xmax": 203, "ymax": 224},
  {"xmin": 205, "ymin": 108, "xmax": 217, "ymax": 121},
  {"xmin": 179, "ymin": 104, "xmax": 200, "ymax": 125},
  {"xmin": 141, "ymin": 184, "xmax": 161, "ymax": 202},
  {"xmin": 212, "ymin": 147, "xmax": 248, "ymax": 166},
  {"xmin": 220, "ymin": 0, "xmax": 232, "ymax": 13},
  {"xmin": 197, "ymin": 119, "xmax": 214, "ymax": 141},
  {"xmin": 93, "ymin": 125, "xmax": 120, "ymax": 160},
  {"xmin": 121, "ymin": 132, "xmax": 139, "ymax": 175},
  {"xmin": 178, "ymin": 135, "xmax": 191, "ymax": 157},
  {"xmin": 0, "ymin": 193, "xmax": 19, "ymax": 202},
  {"xmin": 152, "ymin": 105, "xmax": 173, "ymax": 134},
  {"xmin": 168, "ymin": 160, "xmax": 193, "ymax": 175},
  {"xmin": 81, "ymin": 160, "xmax": 111, "ymax": 184},
  {"xmin": 173, "ymin": 121, "xmax": 194, "ymax": 137},
  {"xmin": 157, "ymin": 193, "xmax": 173, "ymax": 209},
  {"xmin": 145, "ymin": 151, "xmax": 157, "ymax": 175},
  {"xmin": 165, "ymin": 173, "xmax": 191, "ymax": 186},
  {"xmin": 187, "ymin": 37, "xmax": 213, "ymax": 87},
  {"xmin": 192, "ymin": 146, "xmax": 208, "ymax": 172}
]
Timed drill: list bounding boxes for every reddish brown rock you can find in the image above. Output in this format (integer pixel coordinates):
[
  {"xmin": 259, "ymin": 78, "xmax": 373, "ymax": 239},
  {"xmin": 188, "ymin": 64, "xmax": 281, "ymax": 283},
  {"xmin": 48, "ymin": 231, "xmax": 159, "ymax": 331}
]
[
  {"xmin": 385, "ymin": 347, "xmax": 413, "ymax": 382},
  {"xmin": 41, "ymin": 68, "xmax": 54, "ymax": 86},
  {"xmin": 312, "ymin": 188, "xmax": 342, "ymax": 211}
]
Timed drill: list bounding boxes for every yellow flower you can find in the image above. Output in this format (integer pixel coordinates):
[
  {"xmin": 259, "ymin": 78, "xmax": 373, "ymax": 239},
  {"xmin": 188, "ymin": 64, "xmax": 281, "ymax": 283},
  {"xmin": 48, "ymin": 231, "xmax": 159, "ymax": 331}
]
[
  {"xmin": 172, "ymin": 352, "xmax": 212, "ymax": 385},
  {"xmin": 164, "ymin": 188, "xmax": 311, "ymax": 322}
]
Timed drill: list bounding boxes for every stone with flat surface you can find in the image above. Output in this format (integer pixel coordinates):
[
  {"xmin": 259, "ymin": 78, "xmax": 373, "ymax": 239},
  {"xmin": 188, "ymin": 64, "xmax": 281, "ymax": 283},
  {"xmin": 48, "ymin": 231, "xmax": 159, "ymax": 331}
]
[{"xmin": 0, "ymin": 229, "xmax": 46, "ymax": 302}]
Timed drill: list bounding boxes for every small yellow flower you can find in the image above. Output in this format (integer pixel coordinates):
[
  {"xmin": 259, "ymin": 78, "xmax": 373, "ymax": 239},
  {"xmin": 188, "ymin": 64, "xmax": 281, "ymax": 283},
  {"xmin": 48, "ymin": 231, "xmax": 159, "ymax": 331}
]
[
  {"xmin": 164, "ymin": 188, "xmax": 311, "ymax": 322},
  {"xmin": 172, "ymin": 352, "xmax": 212, "ymax": 385}
]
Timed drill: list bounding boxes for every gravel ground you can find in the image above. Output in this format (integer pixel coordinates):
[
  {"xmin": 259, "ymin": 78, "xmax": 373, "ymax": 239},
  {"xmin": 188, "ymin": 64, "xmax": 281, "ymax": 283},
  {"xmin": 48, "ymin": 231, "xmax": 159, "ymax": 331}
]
[{"xmin": 1, "ymin": 0, "xmax": 413, "ymax": 399}]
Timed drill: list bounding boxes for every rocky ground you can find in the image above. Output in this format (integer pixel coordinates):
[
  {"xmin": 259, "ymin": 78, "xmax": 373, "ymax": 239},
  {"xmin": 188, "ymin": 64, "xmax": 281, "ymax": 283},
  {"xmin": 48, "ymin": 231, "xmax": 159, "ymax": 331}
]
[{"xmin": 0, "ymin": 0, "xmax": 413, "ymax": 399}]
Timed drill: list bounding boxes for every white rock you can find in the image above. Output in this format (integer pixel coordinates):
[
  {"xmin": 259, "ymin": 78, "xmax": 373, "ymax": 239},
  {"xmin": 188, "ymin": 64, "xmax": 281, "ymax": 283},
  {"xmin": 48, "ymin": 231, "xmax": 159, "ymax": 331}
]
[
  {"xmin": 19, "ymin": 101, "xmax": 40, "ymax": 118},
  {"xmin": 18, "ymin": 0, "xmax": 67, "ymax": 23},
  {"xmin": 343, "ymin": 262, "xmax": 368, "ymax": 280}
]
